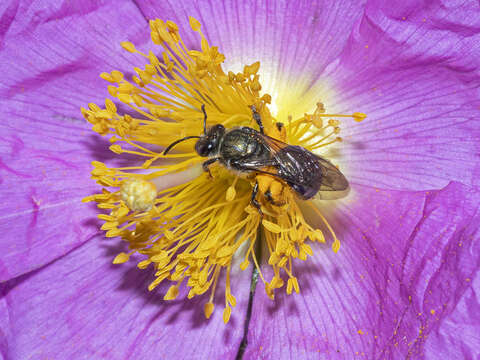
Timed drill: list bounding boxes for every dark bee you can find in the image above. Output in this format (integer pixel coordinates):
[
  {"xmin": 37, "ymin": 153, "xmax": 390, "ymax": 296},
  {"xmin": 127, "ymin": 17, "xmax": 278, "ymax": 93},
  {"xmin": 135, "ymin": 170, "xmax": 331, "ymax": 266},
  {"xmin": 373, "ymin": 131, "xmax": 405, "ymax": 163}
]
[{"xmin": 163, "ymin": 105, "xmax": 349, "ymax": 213}]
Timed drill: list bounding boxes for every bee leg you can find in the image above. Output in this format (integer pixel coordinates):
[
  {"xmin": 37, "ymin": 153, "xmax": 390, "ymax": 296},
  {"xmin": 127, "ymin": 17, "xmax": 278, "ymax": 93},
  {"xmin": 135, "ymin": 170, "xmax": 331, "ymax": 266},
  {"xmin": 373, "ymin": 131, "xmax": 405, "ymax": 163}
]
[
  {"xmin": 264, "ymin": 189, "xmax": 284, "ymax": 206},
  {"xmin": 202, "ymin": 157, "xmax": 219, "ymax": 177},
  {"xmin": 251, "ymin": 180, "xmax": 263, "ymax": 217},
  {"xmin": 264, "ymin": 189, "xmax": 275, "ymax": 203},
  {"xmin": 250, "ymin": 105, "xmax": 264, "ymax": 134}
]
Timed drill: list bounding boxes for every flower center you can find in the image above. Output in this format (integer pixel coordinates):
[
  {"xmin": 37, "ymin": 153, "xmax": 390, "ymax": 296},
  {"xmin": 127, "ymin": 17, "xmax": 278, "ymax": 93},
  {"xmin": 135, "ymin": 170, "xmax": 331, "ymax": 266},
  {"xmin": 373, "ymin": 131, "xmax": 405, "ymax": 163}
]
[{"xmin": 82, "ymin": 17, "xmax": 365, "ymax": 324}]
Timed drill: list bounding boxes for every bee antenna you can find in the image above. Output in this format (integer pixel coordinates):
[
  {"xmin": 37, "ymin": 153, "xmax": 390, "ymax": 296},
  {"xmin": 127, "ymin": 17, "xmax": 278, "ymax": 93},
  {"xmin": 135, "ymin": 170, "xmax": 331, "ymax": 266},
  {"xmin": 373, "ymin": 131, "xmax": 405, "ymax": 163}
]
[
  {"xmin": 201, "ymin": 104, "xmax": 207, "ymax": 135},
  {"xmin": 163, "ymin": 136, "xmax": 200, "ymax": 155}
]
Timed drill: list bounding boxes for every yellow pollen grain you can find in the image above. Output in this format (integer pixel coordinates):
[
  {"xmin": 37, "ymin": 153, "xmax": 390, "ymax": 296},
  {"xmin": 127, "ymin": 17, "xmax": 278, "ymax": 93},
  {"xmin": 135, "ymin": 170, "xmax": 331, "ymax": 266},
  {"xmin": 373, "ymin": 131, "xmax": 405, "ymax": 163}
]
[{"xmin": 82, "ymin": 16, "xmax": 365, "ymax": 323}]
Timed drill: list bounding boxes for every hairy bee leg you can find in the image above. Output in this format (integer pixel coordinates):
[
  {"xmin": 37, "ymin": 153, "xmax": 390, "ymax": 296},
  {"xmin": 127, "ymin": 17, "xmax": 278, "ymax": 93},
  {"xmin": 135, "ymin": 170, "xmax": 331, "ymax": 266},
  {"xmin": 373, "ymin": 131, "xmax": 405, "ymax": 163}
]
[
  {"xmin": 202, "ymin": 157, "xmax": 220, "ymax": 177},
  {"xmin": 264, "ymin": 189, "xmax": 284, "ymax": 206},
  {"xmin": 251, "ymin": 181, "xmax": 263, "ymax": 217},
  {"xmin": 250, "ymin": 105, "xmax": 264, "ymax": 134}
]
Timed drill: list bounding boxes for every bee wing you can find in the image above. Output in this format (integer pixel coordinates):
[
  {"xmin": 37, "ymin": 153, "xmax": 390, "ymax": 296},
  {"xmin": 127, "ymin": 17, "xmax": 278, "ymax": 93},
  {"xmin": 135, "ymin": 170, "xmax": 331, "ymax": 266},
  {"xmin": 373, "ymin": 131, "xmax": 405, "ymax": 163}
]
[
  {"xmin": 313, "ymin": 155, "xmax": 350, "ymax": 200},
  {"xmin": 261, "ymin": 133, "xmax": 290, "ymax": 152},
  {"xmin": 241, "ymin": 133, "xmax": 349, "ymax": 200},
  {"xmin": 262, "ymin": 135, "xmax": 350, "ymax": 199}
]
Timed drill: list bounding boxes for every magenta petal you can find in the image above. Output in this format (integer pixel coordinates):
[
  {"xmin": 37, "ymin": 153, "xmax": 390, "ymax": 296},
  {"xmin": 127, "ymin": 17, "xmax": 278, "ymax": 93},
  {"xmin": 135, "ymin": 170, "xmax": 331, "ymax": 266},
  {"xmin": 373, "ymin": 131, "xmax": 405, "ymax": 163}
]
[
  {"xmin": 245, "ymin": 182, "xmax": 479, "ymax": 359},
  {"xmin": 0, "ymin": 236, "xmax": 252, "ymax": 359},
  {"xmin": 362, "ymin": 0, "xmax": 480, "ymax": 71},
  {"xmin": 0, "ymin": 117, "xmax": 99, "ymax": 282},
  {"xmin": 134, "ymin": 0, "xmax": 366, "ymax": 86},
  {"xmin": 1, "ymin": 2, "xmax": 478, "ymax": 358},
  {"xmin": 335, "ymin": 2, "xmax": 480, "ymax": 191},
  {"xmin": 424, "ymin": 276, "xmax": 480, "ymax": 358},
  {"xmin": 0, "ymin": 1, "xmax": 151, "ymax": 121},
  {"xmin": 0, "ymin": 1, "xmax": 151, "ymax": 281},
  {"xmin": 324, "ymin": 1, "xmax": 480, "ymax": 191},
  {"xmin": 334, "ymin": 62, "xmax": 480, "ymax": 191}
]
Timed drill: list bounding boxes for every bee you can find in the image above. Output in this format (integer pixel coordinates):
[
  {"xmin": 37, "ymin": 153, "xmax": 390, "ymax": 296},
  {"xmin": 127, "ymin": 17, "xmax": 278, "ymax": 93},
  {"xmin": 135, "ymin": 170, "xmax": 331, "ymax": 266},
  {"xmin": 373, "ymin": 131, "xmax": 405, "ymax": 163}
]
[{"xmin": 163, "ymin": 105, "xmax": 349, "ymax": 214}]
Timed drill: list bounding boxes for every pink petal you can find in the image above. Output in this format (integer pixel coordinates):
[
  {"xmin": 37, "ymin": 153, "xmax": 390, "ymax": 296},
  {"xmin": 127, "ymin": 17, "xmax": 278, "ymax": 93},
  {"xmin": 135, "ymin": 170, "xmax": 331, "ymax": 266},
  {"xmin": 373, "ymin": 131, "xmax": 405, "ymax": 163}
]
[
  {"xmin": 134, "ymin": 0, "xmax": 366, "ymax": 93},
  {"xmin": 245, "ymin": 182, "xmax": 480, "ymax": 359},
  {"xmin": 326, "ymin": 1, "xmax": 480, "ymax": 191},
  {"xmin": 0, "ymin": 235, "xmax": 252, "ymax": 359},
  {"xmin": 0, "ymin": 1, "xmax": 150, "ymax": 281},
  {"xmin": 0, "ymin": 117, "xmax": 99, "ymax": 281}
]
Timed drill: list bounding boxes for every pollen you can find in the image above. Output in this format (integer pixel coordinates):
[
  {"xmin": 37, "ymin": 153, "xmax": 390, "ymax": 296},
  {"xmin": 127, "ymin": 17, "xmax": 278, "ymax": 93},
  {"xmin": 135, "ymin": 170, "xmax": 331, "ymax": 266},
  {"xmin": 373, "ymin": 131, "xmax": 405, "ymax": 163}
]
[
  {"xmin": 120, "ymin": 178, "xmax": 157, "ymax": 212},
  {"xmin": 82, "ymin": 16, "xmax": 365, "ymax": 323}
]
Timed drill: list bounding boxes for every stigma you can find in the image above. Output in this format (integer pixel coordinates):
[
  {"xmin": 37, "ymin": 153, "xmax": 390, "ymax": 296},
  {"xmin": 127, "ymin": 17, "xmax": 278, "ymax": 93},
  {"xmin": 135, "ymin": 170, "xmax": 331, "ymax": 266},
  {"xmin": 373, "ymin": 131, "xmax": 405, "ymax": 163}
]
[{"xmin": 120, "ymin": 179, "xmax": 157, "ymax": 212}]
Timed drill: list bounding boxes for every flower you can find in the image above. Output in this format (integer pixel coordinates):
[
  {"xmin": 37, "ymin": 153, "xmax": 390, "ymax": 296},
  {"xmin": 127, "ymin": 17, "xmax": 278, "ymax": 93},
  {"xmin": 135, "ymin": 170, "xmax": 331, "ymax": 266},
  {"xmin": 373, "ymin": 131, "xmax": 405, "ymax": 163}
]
[{"xmin": 1, "ymin": 1, "xmax": 479, "ymax": 359}]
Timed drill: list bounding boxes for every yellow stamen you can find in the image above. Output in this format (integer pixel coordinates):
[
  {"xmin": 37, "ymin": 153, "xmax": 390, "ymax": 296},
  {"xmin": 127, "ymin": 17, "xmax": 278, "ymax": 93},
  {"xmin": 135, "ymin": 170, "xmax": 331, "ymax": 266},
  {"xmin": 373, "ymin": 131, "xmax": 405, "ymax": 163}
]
[
  {"xmin": 204, "ymin": 302, "xmax": 215, "ymax": 319},
  {"xmin": 83, "ymin": 16, "xmax": 365, "ymax": 322},
  {"xmin": 112, "ymin": 252, "xmax": 130, "ymax": 264},
  {"xmin": 226, "ymin": 176, "xmax": 239, "ymax": 201}
]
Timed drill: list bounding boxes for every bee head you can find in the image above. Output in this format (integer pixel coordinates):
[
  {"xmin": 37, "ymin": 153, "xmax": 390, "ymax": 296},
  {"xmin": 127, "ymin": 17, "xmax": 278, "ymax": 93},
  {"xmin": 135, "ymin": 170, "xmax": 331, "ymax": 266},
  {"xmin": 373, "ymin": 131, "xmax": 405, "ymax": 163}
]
[{"xmin": 195, "ymin": 124, "xmax": 225, "ymax": 157}]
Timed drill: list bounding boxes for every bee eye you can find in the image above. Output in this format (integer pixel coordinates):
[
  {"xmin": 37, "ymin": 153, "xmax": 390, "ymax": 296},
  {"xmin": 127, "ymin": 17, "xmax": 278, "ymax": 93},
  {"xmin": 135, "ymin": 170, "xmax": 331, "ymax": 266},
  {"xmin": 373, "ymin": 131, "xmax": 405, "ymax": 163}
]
[{"xmin": 195, "ymin": 139, "xmax": 211, "ymax": 157}]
